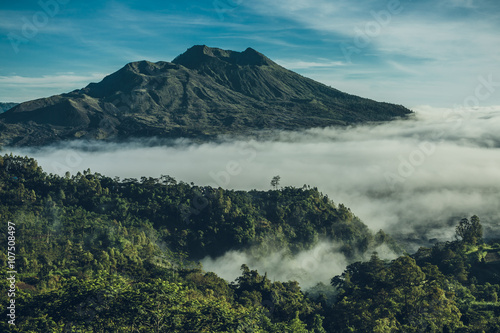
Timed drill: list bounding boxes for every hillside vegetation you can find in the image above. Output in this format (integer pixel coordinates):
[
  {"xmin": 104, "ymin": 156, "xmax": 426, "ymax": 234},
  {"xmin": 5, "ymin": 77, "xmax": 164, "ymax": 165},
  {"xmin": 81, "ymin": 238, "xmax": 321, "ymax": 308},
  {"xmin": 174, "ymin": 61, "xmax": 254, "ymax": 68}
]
[{"xmin": 0, "ymin": 155, "xmax": 498, "ymax": 332}]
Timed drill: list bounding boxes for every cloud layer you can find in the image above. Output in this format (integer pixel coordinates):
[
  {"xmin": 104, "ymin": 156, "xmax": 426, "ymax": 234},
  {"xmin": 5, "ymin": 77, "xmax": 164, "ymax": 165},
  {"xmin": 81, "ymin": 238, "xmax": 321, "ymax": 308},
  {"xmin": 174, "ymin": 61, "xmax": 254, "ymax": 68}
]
[
  {"xmin": 200, "ymin": 241, "xmax": 396, "ymax": 289},
  {"xmin": 8, "ymin": 106, "xmax": 500, "ymax": 253}
]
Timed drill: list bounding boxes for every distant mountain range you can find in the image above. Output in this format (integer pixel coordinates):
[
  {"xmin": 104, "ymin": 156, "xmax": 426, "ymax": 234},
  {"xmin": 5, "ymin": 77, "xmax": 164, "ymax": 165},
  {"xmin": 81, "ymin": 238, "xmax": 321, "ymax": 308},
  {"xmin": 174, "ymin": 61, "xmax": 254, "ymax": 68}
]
[
  {"xmin": 0, "ymin": 103, "xmax": 18, "ymax": 113},
  {"xmin": 0, "ymin": 45, "xmax": 412, "ymax": 147}
]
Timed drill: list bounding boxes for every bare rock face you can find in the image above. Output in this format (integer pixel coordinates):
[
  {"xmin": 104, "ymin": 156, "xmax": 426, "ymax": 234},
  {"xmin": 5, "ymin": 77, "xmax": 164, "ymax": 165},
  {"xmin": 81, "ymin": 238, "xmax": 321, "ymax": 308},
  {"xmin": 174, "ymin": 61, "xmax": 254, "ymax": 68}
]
[{"xmin": 0, "ymin": 45, "xmax": 412, "ymax": 146}]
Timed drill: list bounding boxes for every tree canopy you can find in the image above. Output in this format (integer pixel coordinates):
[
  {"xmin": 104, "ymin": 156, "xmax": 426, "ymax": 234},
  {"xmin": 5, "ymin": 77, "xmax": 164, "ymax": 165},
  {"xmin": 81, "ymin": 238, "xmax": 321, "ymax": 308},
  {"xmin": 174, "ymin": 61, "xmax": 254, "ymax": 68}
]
[{"xmin": 0, "ymin": 154, "xmax": 498, "ymax": 332}]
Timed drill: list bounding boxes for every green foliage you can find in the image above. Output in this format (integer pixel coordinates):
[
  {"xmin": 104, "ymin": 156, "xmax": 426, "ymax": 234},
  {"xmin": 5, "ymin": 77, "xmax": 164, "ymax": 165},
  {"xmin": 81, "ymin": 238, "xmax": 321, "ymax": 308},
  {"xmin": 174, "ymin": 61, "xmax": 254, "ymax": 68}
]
[
  {"xmin": 0, "ymin": 154, "xmax": 389, "ymax": 264},
  {"xmin": 327, "ymin": 232, "xmax": 500, "ymax": 333},
  {"xmin": 233, "ymin": 264, "xmax": 318, "ymax": 325},
  {"xmin": 270, "ymin": 175, "xmax": 281, "ymax": 189},
  {"xmin": 0, "ymin": 155, "xmax": 498, "ymax": 332},
  {"xmin": 456, "ymin": 215, "xmax": 483, "ymax": 245}
]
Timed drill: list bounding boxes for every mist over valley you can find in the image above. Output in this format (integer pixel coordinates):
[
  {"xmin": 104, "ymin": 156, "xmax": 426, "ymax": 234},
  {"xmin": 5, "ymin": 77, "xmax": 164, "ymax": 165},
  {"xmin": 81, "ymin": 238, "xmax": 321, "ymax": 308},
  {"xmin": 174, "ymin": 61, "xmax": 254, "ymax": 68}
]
[
  {"xmin": 1, "ymin": 6, "xmax": 499, "ymax": 325},
  {"xmin": 8, "ymin": 105, "xmax": 500, "ymax": 262}
]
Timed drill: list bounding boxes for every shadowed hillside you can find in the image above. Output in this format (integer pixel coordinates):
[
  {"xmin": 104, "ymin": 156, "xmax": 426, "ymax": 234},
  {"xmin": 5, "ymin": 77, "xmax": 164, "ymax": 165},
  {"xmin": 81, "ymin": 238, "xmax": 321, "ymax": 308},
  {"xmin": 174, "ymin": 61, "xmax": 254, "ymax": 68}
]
[{"xmin": 0, "ymin": 46, "xmax": 412, "ymax": 147}]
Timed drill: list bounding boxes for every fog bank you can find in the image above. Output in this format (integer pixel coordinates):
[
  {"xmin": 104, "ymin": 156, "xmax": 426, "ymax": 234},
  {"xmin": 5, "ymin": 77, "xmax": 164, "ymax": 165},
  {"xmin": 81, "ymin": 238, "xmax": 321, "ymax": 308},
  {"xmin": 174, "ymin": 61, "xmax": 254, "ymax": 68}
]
[
  {"xmin": 8, "ymin": 105, "xmax": 500, "ymax": 252},
  {"xmin": 200, "ymin": 241, "xmax": 396, "ymax": 289}
]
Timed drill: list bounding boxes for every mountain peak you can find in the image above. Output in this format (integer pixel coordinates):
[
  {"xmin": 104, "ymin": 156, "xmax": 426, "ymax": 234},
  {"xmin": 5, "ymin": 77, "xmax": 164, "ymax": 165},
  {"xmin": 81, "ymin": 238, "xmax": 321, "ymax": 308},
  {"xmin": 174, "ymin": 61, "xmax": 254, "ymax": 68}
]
[
  {"xmin": 172, "ymin": 45, "xmax": 274, "ymax": 69},
  {"xmin": 0, "ymin": 45, "xmax": 413, "ymax": 147}
]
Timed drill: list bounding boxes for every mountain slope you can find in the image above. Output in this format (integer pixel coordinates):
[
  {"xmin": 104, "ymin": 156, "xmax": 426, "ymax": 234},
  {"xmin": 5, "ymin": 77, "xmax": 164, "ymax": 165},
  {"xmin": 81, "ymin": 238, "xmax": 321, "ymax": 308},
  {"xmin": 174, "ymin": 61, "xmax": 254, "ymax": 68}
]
[
  {"xmin": 0, "ymin": 45, "xmax": 412, "ymax": 146},
  {"xmin": 0, "ymin": 102, "xmax": 18, "ymax": 113}
]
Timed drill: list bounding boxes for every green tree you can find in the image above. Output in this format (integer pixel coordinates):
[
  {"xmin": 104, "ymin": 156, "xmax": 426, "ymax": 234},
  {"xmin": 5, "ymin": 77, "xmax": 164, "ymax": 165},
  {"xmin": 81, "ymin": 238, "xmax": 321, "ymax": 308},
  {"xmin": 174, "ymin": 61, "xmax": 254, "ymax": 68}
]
[
  {"xmin": 270, "ymin": 175, "xmax": 281, "ymax": 189},
  {"xmin": 456, "ymin": 215, "xmax": 483, "ymax": 245}
]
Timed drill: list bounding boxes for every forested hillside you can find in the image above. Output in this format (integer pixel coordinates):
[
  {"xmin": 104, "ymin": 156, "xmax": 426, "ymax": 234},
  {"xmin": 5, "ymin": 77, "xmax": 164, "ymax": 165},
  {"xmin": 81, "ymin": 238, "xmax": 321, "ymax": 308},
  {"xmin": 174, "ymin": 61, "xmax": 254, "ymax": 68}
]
[{"xmin": 0, "ymin": 154, "xmax": 498, "ymax": 332}]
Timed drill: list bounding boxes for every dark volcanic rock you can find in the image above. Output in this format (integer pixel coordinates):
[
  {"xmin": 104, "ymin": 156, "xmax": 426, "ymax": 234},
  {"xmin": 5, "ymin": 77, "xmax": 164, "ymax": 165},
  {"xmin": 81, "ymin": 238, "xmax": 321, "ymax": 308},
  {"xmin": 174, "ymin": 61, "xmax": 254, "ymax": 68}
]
[{"xmin": 0, "ymin": 45, "xmax": 412, "ymax": 147}]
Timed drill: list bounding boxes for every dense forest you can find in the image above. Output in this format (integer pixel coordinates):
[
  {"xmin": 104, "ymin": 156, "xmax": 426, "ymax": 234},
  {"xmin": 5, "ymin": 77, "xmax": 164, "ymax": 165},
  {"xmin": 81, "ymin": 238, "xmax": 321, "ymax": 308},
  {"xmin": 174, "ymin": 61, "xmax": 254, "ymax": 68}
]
[{"xmin": 0, "ymin": 154, "xmax": 499, "ymax": 332}]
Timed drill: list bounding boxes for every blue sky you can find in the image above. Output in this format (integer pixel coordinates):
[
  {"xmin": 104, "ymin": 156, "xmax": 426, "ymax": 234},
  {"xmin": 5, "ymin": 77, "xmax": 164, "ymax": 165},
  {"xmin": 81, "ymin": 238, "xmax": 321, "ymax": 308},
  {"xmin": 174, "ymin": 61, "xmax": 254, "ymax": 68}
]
[{"xmin": 1, "ymin": 0, "xmax": 499, "ymax": 108}]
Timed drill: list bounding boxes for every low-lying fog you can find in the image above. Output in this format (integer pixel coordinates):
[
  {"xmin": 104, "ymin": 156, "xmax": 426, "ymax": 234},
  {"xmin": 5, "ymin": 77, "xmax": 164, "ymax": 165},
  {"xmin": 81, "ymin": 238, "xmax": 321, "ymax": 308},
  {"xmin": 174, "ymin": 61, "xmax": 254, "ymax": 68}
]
[{"xmin": 7, "ymin": 105, "xmax": 500, "ymax": 286}]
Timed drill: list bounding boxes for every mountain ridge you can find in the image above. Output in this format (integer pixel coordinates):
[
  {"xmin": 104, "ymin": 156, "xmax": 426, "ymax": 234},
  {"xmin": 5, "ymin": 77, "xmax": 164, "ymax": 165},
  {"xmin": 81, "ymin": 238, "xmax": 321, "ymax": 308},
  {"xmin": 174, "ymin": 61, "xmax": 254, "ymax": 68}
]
[
  {"xmin": 0, "ymin": 45, "xmax": 413, "ymax": 147},
  {"xmin": 0, "ymin": 102, "xmax": 18, "ymax": 113}
]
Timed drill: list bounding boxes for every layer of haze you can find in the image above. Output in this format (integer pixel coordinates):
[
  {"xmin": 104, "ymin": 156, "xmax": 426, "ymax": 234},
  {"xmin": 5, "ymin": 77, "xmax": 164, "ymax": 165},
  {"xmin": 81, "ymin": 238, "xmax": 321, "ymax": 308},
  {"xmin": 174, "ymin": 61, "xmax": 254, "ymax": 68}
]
[
  {"xmin": 8, "ymin": 105, "xmax": 500, "ymax": 256},
  {"xmin": 200, "ymin": 241, "xmax": 396, "ymax": 289}
]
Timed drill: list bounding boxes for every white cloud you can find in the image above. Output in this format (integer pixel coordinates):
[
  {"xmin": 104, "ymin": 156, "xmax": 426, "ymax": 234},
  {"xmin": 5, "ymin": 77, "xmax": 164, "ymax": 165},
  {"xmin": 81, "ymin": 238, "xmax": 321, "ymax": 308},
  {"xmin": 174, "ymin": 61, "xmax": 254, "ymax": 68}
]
[
  {"xmin": 100, "ymin": 2, "xmax": 248, "ymax": 31},
  {"xmin": 0, "ymin": 73, "xmax": 106, "ymax": 88},
  {"xmin": 275, "ymin": 59, "xmax": 346, "ymax": 69},
  {"xmin": 0, "ymin": 73, "xmax": 107, "ymax": 102},
  {"xmin": 245, "ymin": 0, "xmax": 498, "ymax": 61},
  {"xmin": 8, "ymin": 106, "xmax": 500, "ymax": 254},
  {"xmin": 242, "ymin": 0, "xmax": 500, "ymax": 106},
  {"xmin": 0, "ymin": 10, "xmax": 78, "ymax": 37},
  {"xmin": 201, "ymin": 240, "xmax": 398, "ymax": 289},
  {"xmin": 201, "ymin": 241, "xmax": 351, "ymax": 289},
  {"xmin": 444, "ymin": 0, "xmax": 476, "ymax": 8}
]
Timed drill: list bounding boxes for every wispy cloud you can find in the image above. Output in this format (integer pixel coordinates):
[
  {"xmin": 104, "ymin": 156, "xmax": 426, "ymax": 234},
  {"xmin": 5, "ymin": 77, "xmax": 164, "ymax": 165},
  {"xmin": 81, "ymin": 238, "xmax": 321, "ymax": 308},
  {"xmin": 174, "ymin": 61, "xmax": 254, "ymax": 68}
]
[
  {"xmin": 275, "ymin": 59, "xmax": 346, "ymax": 69},
  {"xmin": 246, "ymin": 0, "xmax": 499, "ymax": 61},
  {"xmin": 0, "ymin": 10, "xmax": 78, "ymax": 36},
  {"xmin": 1, "ymin": 0, "xmax": 499, "ymax": 106},
  {"xmin": 0, "ymin": 73, "xmax": 107, "ymax": 102},
  {"xmin": 212, "ymin": 34, "xmax": 302, "ymax": 48},
  {"xmin": 0, "ymin": 73, "xmax": 106, "ymax": 88},
  {"xmin": 386, "ymin": 60, "xmax": 420, "ymax": 75},
  {"xmin": 243, "ymin": 0, "xmax": 500, "ymax": 107},
  {"xmin": 99, "ymin": 2, "xmax": 246, "ymax": 32},
  {"xmin": 444, "ymin": 0, "xmax": 476, "ymax": 8}
]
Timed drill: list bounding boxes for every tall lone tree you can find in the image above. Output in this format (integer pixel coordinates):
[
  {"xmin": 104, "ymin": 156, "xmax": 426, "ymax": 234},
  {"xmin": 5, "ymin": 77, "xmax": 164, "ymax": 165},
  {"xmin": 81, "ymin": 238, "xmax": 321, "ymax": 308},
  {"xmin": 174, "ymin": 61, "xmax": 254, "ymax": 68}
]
[
  {"xmin": 456, "ymin": 215, "xmax": 483, "ymax": 245},
  {"xmin": 270, "ymin": 175, "xmax": 281, "ymax": 190}
]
